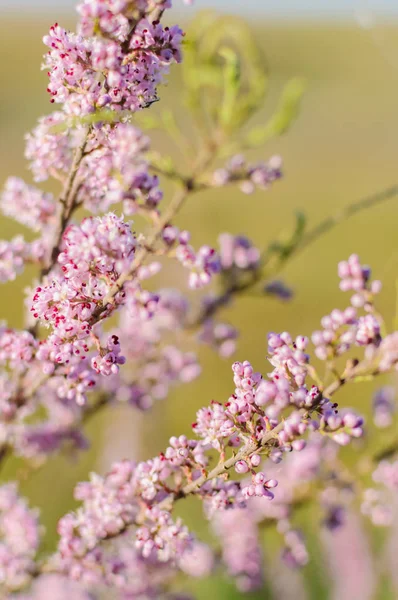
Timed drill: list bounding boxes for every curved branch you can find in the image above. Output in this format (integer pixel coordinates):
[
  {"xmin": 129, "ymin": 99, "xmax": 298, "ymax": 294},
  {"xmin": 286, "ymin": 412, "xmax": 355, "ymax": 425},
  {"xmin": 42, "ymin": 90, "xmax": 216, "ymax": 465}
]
[
  {"xmin": 191, "ymin": 185, "xmax": 398, "ymax": 329},
  {"xmin": 285, "ymin": 184, "xmax": 398, "ymax": 264}
]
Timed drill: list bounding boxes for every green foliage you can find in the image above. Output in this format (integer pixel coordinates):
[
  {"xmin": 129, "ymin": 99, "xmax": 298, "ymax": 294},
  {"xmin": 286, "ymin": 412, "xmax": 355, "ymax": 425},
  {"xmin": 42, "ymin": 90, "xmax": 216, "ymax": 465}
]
[
  {"xmin": 180, "ymin": 11, "xmax": 304, "ymax": 148},
  {"xmin": 245, "ymin": 77, "xmax": 306, "ymax": 146},
  {"xmin": 182, "ymin": 11, "xmax": 268, "ymax": 136}
]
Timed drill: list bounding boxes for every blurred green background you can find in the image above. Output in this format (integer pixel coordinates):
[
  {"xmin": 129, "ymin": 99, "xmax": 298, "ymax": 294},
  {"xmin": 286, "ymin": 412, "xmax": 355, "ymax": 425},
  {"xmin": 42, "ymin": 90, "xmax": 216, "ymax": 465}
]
[{"xmin": 1, "ymin": 5, "xmax": 398, "ymax": 599}]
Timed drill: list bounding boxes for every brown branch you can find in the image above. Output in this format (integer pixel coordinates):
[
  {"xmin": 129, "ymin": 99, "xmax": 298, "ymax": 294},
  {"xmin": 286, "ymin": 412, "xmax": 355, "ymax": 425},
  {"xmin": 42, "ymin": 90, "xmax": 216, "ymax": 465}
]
[{"xmin": 41, "ymin": 127, "xmax": 90, "ymax": 278}]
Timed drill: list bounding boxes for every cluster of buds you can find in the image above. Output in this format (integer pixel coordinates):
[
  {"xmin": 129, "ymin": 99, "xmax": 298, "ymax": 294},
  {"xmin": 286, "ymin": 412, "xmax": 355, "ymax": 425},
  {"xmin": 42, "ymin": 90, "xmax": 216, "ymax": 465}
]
[
  {"xmin": 175, "ymin": 243, "xmax": 220, "ymax": 289},
  {"xmin": 212, "ymin": 154, "xmax": 282, "ymax": 194}
]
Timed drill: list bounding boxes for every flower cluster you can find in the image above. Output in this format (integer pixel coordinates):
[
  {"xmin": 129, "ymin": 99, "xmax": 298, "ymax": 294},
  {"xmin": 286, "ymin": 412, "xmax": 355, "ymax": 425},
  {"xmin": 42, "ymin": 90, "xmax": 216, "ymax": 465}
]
[
  {"xmin": 99, "ymin": 291, "xmax": 201, "ymax": 409},
  {"xmin": 1, "ymin": 178, "xmax": 57, "ymax": 233},
  {"xmin": 311, "ymin": 255, "xmax": 383, "ymax": 361},
  {"xmin": 338, "ymin": 254, "xmax": 382, "ymax": 303},
  {"xmin": 44, "ymin": 18, "xmax": 183, "ymax": 116},
  {"xmin": 31, "ymin": 213, "xmax": 136, "ymax": 365},
  {"xmin": 79, "ymin": 123, "xmax": 163, "ymax": 214},
  {"xmin": 1, "ymin": 252, "xmax": 398, "ymax": 596},
  {"xmin": 218, "ymin": 233, "xmax": 260, "ymax": 272},
  {"xmin": 0, "ymin": 237, "xmax": 46, "ymax": 283},
  {"xmin": 0, "ymin": 331, "xmax": 89, "ymax": 457},
  {"xmin": 0, "ymin": 484, "xmax": 42, "ymax": 592},
  {"xmin": 175, "ymin": 243, "xmax": 220, "ymax": 289},
  {"xmin": 76, "ymin": 0, "xmax": 189, "ymax": 39},
  {"xmin": 55, "ymin": 459, "xmax": 196, "ymax": 589},
  {"xmin": 212, "ymin": 154, "xmax": 283, "ymax": 194},
  {"xmin": 25, "ymin": 112, "xmax": 83, "ymax": 183},
  {"xmin": 26, "ymin": 118, "xmax": 161, "ymax": 216}
]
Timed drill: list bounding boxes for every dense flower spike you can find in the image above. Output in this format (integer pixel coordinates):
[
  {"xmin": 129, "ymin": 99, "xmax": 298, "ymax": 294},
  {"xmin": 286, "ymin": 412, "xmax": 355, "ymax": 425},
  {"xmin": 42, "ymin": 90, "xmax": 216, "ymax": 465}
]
[
  {"xmin": 31, "ymin": 213, "xmax": 136, "ymax": 365},
  {"xmin": 43, "ymin": 18, "xmax": 183, "ymax": 115}
]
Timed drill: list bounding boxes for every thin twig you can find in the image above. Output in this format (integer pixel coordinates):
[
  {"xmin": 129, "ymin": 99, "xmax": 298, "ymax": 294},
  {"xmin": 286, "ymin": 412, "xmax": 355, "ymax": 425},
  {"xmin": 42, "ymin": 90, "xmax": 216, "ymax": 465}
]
[
  {"xmin": 190, "ymin": 185, "xmax": 398, "ymax": 329},
  {"xmin": 289, "ymin": 185, "xmax": 398, "ymax": 262},
  {"xmin": 181, "ymin": 362, "xmax": 378, "ymax": 497},
  {"xmin": 101, "ymin": 185, "xmax": 193, "ymax": 308},
  {"xmin": 41, "ymin": 127, "xmax": 91, "ymax": 277},
  {"xmin": 98, "ymin": 149, "xmax": 216, "ymax": 310}
]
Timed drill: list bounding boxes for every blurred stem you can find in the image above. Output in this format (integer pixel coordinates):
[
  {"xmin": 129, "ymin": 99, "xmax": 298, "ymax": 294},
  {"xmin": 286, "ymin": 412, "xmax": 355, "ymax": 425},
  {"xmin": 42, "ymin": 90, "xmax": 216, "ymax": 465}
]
[
  {"xmin": 98, "ymin": 147, "xmax": 218, "ymax": 309},
  {"xmin": 270, "ymin": 184, "xmax": 398, "ymax": 271},
  {"xmin": 298, "ymin": 185, "xmax": 398, "ymax": 252},
  {"xmin": 82, "ymin": 393, "xmax": 112, "ymax": 424},
  {"xmin": 188, "ymin": 271, "xmax": 262, "ymax": 328},
  {"xmin": 148, "ymin": 161, "xmax": 207, "ymax": 191},
  {"xmin": 373, "ymin": 440, "xmax": 398, "ymax": 463},
  {"xmin": 191, "ymin": 184, "xmax": 398, "ymax": 329},
  {"xmin": 41, "ymin": 127, "xmax": 91, "ymax": 278}
]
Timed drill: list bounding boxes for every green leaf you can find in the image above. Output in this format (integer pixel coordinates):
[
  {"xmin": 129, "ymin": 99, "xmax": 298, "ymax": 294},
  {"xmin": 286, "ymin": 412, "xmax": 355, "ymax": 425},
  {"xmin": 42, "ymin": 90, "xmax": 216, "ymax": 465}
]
[
  {"xmin": 218, "ymin": 47, "xmax": 241, "ymax": 131},
  {"xmin": 182, "ymin": 11, "xmax": 268, "ymax": 135},
  {"xmin": 246, "ymin": 77, "xmax": 306, "ymax": 147}
]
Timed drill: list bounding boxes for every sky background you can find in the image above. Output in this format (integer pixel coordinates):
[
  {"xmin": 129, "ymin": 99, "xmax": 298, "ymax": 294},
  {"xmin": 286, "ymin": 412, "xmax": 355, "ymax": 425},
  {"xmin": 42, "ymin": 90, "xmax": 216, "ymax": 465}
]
[{"xmin": 0, "ymin": 0, "xmax": 398, "ymax": 19}]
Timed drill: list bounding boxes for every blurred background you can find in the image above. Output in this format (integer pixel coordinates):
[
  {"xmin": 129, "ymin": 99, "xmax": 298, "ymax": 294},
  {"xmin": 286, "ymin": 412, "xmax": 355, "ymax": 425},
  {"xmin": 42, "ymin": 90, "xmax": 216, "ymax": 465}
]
[{"xmin": 1, "ymin": 0, "xmax": 398, "ymax": 598}]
